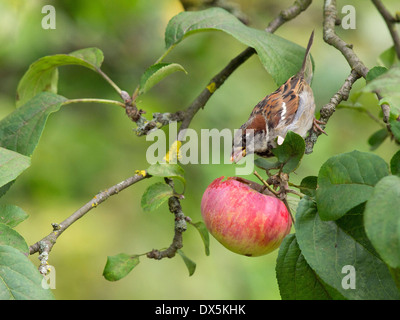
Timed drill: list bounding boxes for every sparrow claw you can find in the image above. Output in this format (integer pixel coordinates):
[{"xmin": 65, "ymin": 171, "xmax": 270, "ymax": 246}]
[{"xmin": 313, "ymin": 118, "xmax": 328, "ymax": 136}]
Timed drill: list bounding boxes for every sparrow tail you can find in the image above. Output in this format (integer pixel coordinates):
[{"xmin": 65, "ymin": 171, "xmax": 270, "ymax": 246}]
[{"xmin": 299, "ymin": 30, "xmax": 314, "ymax": 77}]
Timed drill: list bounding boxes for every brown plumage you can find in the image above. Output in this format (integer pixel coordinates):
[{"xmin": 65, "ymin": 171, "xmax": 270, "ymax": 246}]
[{"xmin": 231, "ymin": 31, "xmax": 326, "ymax": 162}]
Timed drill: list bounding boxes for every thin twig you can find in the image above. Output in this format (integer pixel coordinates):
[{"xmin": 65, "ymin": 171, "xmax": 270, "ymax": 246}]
[
  {"xmin": 62, "ymin": 98, "xmax": 125, "ymax": 108},
  {"xmin": 97, "ymin": 68, "xmax": 123, "ymax": 96},
  {"xmin": 372, "ymin": 0, "xmax": 400, "ymax": 59},
  {"xmin": 136, "ymin": 111, "xmax": 186, "ymax": 136},
  {"xmin": 178, "ymin": 47, "xmax": 256, "ymax": 135},
  {"xmin": 337, "ymin": 104, "xmax": 385, "ymax": 127},
  {"xmin": 307, "ymin": 0, "xmax": 394, "ymax": 153},
  {"xmin": 323, "ymin": 0, "xmax": 369, "ymax": 77},
  {"xmin": 29, "ymin": 172, "xmax": 149, "ymax": 264},
  {"xmin": 178, "ymin": 0, "xmax": 313, "ymax": 135},
  {"xmin": 146, "ymin": 178, "xmax": 187, "ymax": 260},
  {"xmin": 265, "ymin": 0, "xmax": 312, "ymax": 32},
  {"xmin": 29, "ymin": 0, "xmax": 315, "ymax": 271},
  {"xmin": 146, "ymin": 196, "xmax": 187, "ymax": 260},
  {"xmin": 370, "ymin": 0, "xmax": 399, "ymax": 129},
  {"xmin": 286, "ymin": 188, "xmax": 305, "ymax": 198},
  {"xmin": 377, "ymin": 92, "xmax": 392, "ymax": 124},
  {"xmin": 135, "ymin": 0, "xmax": 313, "ymax": 137},
  {"xmin": 305, "ymin": 69, "xmax": 361, "ymax": 153},
  {"xmin": 323, "ymin": 0, "xmax": 391, "ymax": 121},
  {"xmin": 146, "ymin": 0, "xmax": 314, "ymax": 259},
  {"xmin": 253, "ymin": 170, "xmax": 296, "ymax": 223},
  {"xmin": 253, "ymin": 170, "xmax": 279, "ymax": 196}
]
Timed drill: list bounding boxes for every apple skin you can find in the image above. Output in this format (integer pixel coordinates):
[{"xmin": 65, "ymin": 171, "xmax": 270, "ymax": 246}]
[{"xmin": 201, "ymin": 176, "xmax": 292, "ymax": 257}]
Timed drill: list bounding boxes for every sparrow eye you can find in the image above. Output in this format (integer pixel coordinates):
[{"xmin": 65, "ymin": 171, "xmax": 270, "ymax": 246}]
[{"xmin": 241, "ymin": 135, "xmax": 247, "ymax": 148}]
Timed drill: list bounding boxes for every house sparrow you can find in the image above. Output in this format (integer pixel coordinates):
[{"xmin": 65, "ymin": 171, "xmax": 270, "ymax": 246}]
[{"xmin": 231, "ymin": 31, "xmax": 326, "ymax": 162}]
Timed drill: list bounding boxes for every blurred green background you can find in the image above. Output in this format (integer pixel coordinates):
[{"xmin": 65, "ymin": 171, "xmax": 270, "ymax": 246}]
[{"xmin": 0, "ymin": 0, "xmax": 398, "ymax": 299}]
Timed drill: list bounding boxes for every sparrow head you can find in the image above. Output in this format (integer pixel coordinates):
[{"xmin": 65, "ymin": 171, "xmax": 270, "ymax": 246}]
[{"xmin": 231, "ymin": 114, "xmax": 269, "ymax": 163}]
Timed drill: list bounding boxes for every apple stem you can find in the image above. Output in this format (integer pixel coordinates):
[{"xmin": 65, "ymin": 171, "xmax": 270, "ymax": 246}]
[
  {"xmin": 254, "ymin": 170, "xmax": 297, "ymax": 224},
  {"xmin": 253, "ymin": 171, "xmax": 280, "ymax": 196}
]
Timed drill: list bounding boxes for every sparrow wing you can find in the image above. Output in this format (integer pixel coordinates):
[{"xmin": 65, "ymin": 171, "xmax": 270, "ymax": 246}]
[{"xmin": 251, "ymin": 76, "xmax": 303, "ymax": 131}]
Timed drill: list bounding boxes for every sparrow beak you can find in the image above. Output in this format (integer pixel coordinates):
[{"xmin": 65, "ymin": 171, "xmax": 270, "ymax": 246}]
[{"xmin": 231, "ymin": 147, "xmax": 246, "ymax": 163}]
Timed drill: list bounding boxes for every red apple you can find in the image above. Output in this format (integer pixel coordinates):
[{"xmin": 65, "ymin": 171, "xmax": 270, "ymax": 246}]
[{"xmin": 201, "ymin": 176, "xmax": 292, "ymax": 257}]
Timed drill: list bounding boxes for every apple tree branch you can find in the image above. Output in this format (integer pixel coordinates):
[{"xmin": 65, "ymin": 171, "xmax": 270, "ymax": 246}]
[
  {"xmin": 28, "ymin": 0, "xmax": 314, "ymax": 273},
  {"xmin": 134, "ymin": 0, "xmax": 313, "ymax": 137},
  {"xmin": 305, "ymin": 0, "xmax": 395, "ymax": 154}
]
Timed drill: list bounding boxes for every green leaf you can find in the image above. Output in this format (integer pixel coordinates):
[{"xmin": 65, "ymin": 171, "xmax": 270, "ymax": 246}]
[
  {"xmin": 335, "ymin": 203, "xmax": 379, "ymax": 255},
  {"xmin": 0, "ymin": 223, "xmax": 29, "ymax": 255},
  {"xmin": 367, "ymin": 128, "xmax": 389, "ymax": 151},
  {"xmin": 147, "ymin": 163, "xmax": 186, "ymax": 187},
  {"xmin": 0, "ymin": 92, "xmax": 68, "ymax": 157},
  {"xmin": 390, "ymin": 150, "xmax": 400, "ymax": 176},
  {"xmin": 141, "ymin": 182, "xmax": 174, "ymax": 212},
  {"xmin": 390, "ymin": 267, "xmax": 400, "ymax": 291},
  {"xmin": 299, "ymin": 176, "xmax": 318, "ymax": 198},
  {"xmin": 139, "ymin": 63, "xmax": 187, "ymax": 95},
  {"xmin": 69, "ymin": 47, "xmax": 104, "ymax": 67},
  {"xmin": 103, "ymin": 253, "xmax": 140, "ymax": 281},
  {"xmin": 296, "ymin": 197, "xmax": 399, "ymax": 300},
  {"xmin": 390, "ymin": 120, "xmax": 400, "ymax": 142},
  {"xmin": 378, "ymin": 46, "xmax": 397, "ymax": 69},
  {"xmin": 316, "ymin": 150, "xmax": 389, "ymax": 221},
  {"xmin": 272, "ymin": 131, "xmax": 305, "ymax": 173},
  {"xmin": 17, "ymin": 48, "xmax": 103, "ymax": 107},
  {"xmin": 364, "ymin": 175, "xmax": 400, "ymax": 269},
  {"xmin": 363, "ymin": 63, "xmax": 400, "ymax": 116},
  {"xmin": 286, "ymin": 196, "xmax": 301, "ymax": 217},
  {"xmin": 0, "ymin": 92, "xmax": 67, "ymax": 196},
  {"xmin": 254, "ymin": 158, "xmax": 281, "ymax": 171},
  {"xmin": 165, "ymin": 8, "xmax": 309, "ymax": 86},
  {"xmin": 191, "ymin": 221, "xmax": 210, "ymax": 256},
  {"xmin": 366, "ymin": 66, "xmax": 388, "ymax": 82},
  {"xmin": 0, "ymin": 147, "xmax": 31, "ymax": 188},
  {"xmin": 276, "ymin": 234, "xmax": 343, "ymax": 300},
  {"xmin": 177, "ymin": 249, "xmax": 196, "ymax": 276},
  {"xmin": 379, "ymin": 96, "xmax": 400, "ymax": 118},
  {"xmin": 0, "ymin": 205, "xmax": 29, "ymax": 228},
  {"xmin": 0, "ymin": 245, "xmax": 55, "ymax": 300}
]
